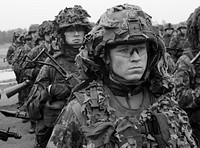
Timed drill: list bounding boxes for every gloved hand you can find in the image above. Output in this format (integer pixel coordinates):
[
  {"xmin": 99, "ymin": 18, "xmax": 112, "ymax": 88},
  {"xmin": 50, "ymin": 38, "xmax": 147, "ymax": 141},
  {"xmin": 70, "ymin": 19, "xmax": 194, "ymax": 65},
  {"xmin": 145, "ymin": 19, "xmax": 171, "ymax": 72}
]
[
  {"xmin": 47, "ymin": 83, "xmax": 71, "ymax": 100},
  {"xmin": 24, "ymin": 67, "xmax": 40, "ymax": 81}
]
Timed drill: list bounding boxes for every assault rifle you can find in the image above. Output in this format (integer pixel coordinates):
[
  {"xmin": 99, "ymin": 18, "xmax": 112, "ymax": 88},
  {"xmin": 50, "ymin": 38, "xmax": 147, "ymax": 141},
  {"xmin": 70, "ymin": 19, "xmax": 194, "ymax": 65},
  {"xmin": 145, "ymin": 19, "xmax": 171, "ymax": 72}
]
[
  {"xmin": 0, "ymin": 127, "xmax": 21, "ymax": 141},
  {"xmin": 0, "ymin": 109, "xmax": 29, "ymax": 120},
  {"xmin": 22, "ymin": 48, "xmax": 73, "ymax": 80},
  {"xmin": 4, "ymin": 48, "xmax": 73, "ymax": 99}
]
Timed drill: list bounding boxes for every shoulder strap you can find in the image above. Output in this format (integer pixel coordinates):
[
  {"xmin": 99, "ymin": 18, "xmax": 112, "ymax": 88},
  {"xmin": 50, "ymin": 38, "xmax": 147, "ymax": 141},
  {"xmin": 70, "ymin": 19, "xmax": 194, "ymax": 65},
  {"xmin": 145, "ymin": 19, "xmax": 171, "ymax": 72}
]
[
  {"xmin": 150, "ymin": 113, "xmax": 170, "ymax": 148},
  {"xmin": 71, "ymin": 93, "xmax": 86, "ymax": 125}
]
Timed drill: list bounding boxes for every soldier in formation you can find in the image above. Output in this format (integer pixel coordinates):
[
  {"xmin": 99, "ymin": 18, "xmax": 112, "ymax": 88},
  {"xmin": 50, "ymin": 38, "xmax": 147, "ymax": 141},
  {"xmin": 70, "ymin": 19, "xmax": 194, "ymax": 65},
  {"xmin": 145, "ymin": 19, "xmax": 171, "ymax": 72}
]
[
  {"xmin": 19, "ymin": 20, "xmax": 56, "ymax": 134},
  {"xmin": 46, "ymin": 4, "xmax": 197, "ymax": 148},
  {"xmin": 174, "ymin": 6, "xmax": 200, "ymax": 145},
  {"xmin": 163, "ymin": 23, "xmax": 174, "ymax": 48},
  {"xmin": 25, "ymin": 5, "xmax": 92, "ymax": 148},
  {"xmin": 7, "ymin": 29, "xmax": 26, "ymax": 106},
  {"xmin": 169, "ymin": 22, "xmax": 189, "ymax": 63},
  {"xmin": 12, "ymin": 25, "xmax": 39, "ymax": 107}
]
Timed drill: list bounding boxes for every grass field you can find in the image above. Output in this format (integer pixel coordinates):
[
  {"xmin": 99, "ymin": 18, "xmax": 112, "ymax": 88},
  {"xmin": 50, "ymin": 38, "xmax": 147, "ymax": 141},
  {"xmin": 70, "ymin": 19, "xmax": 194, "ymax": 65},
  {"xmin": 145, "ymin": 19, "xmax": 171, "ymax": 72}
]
[{"xmin": 0, "ymin": 43, "xmax": 12, "ymax": 70}]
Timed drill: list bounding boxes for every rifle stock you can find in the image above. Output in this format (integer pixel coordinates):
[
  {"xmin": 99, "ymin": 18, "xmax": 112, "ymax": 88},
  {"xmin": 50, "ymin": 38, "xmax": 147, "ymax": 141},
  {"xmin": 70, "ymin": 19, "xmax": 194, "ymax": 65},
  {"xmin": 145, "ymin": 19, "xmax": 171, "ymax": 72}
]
[
  {"xmin": 0, "ymin": 128, "xmax": 21, "ymax": 141},
  {"xmin": 4, "ymin": 80, "xmax": 32, "ymax": 98}
]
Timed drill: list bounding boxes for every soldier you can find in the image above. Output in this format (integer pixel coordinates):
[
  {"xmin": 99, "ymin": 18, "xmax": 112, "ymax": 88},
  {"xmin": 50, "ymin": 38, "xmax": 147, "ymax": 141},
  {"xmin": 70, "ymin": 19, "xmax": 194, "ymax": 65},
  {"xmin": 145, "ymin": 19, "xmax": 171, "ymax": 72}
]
[
  {"xmin": 26, "ymin": 5, "xmax": 92, "ymax": 148},
  {"xmin": 163, "ymin": 23, "xmax": 174, "ymax": 48},
  {"xmin": 46, "ymin": 4, "xmax": 197, "ymax": 148},
  {"xmin": 19, "ymin": 20, "xmax": 56, "ymax": 133},
  {"xmin": 169, "ymin": 22, "xmax": 189, "ymax": 63},
  {"xmin": 22, "ymin": 20, "xmax": 55, "ymax": 84},
  {"xmin": 174, "ymin": 6, "xmax": 200, "ymax": 145},
  {"xmin": 9, "ymin": 30, "xmax": 26, "ymax": 106},
  {"xmin": 13, "ymin": 24, "xmax": 40, "ymax": 107},
  {"xmin": 28, "ymin": 24, "xmax": 40, "ymax": 46},
  {"xmin": 6, "ymin": 29, "xmax": 24, "ymax": 65},
  {"xmin": 11, "ymin": 31, "xmax": 35, "ymax": 108}
]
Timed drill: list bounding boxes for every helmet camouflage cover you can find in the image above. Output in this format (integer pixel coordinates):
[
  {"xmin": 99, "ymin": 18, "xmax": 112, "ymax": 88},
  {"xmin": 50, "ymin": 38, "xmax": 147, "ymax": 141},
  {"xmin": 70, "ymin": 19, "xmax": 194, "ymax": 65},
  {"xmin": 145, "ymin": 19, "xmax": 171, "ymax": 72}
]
[
  {"xmin": 164, "ymin": 23, "xmax": 174, "ymax": 31},
  {"xmin": 76, "ymin": 4, "xmax": 166, "ymax": 79},
  {"xmin": 13, "ymin": 29, "xmax": 25, "ymax": 43},
  {"xmin": 28, "ymin": 24, "xmax": 39, "ymax": 33},
  {"xmin": 54, "ymin": 5, "xmax": 92, "ymax": 33},
  {"xmin": 187, "ymin": 6, "xmax": 200, "ymax": 48},
  {"xmin": 13, "ymin": 29, "xmax": 24, "ymax": 38},
  {"xmin": 177, "ymin": 22, "xmax": 187, "ymax": 30},
  {"xmin": 38, "ymin": 20, "xmax": 55, "ymax": 38}
]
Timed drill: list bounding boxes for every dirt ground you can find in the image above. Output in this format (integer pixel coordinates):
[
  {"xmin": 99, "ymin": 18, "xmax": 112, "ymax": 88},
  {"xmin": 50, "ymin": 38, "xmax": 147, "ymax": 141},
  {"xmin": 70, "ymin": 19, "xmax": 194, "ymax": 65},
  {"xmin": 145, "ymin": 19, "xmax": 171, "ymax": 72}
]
[{"xmin": 0, "ymin": 83, "xmax": 35, "ymax": 148}]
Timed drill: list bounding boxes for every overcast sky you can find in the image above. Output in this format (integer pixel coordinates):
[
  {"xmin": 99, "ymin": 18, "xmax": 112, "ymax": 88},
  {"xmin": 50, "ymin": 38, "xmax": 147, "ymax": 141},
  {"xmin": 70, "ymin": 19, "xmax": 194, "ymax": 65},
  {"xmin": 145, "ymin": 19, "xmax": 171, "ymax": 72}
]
[{"xmin": 0, "ymin": 0, "xmax": 199, "ymax": 31}]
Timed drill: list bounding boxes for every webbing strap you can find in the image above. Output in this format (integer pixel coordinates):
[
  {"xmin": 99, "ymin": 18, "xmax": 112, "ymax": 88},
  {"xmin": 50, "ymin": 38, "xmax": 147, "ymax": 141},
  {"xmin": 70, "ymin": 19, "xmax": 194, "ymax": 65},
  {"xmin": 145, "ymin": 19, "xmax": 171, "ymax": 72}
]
[{"xmin": 72, "ymin": 100, "xmax": 86, "ymax": 125}]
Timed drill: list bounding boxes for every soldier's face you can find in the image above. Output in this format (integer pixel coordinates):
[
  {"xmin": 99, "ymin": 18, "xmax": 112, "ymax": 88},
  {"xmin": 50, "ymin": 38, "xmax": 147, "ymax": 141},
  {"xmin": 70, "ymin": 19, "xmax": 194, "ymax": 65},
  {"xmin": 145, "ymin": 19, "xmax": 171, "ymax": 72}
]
[
  {"xmin": 64, "ymin": 26, "xmax": 85, "ymax": 48},
  {"xmin": 166, "ymin": 29, "xmax": 173, "ymax": 34},
  {"xmin": 44, "ymin": 33, "xmax": 51, "ymax": 42},
  {"xmin": 31, "ymin": 31, "xmax": 38, "ymax": 41},
  {"xmin": 180, "ymin": 28, "xmax": 186, "ymax": 34},
  {"xmin": 106, "ymin": 43, "xmax": 148, "ymax": 81}
]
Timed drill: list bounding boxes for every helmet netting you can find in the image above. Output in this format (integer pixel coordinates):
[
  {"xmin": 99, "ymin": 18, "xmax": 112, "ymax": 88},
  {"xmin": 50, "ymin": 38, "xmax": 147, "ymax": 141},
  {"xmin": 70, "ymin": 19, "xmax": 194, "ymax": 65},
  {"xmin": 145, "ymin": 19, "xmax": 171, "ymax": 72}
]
[
  {"xmin": 186, "ymin": 6, "xmax": 200, "ymax": 48},
  {"xmin": 76, "ymin": 4, "xmax": 166, "ymax": 81},
  {"xmin": 55, "ymin": 5, "xmax": 92, "ymax": 33},
  {"xmin": 38, "ymin": 20, "xmax": 55, "ymax": 38}
]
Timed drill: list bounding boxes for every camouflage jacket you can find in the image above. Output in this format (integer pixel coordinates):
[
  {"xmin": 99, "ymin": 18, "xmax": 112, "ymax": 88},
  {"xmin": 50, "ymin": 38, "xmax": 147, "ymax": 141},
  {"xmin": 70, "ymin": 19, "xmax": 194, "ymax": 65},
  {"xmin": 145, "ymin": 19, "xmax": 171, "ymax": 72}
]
[
  {"xmin": 174, "ymin": 48, "xmax": 200, "ymax": 109},
  {"xmin": 22, "ymin": 42, "xmax": 54, "ymax": 80},
  {"xmin": 168, "ymin": 34, "xmax": 189, "ymax": 63},
  {"xmin": 12, "ymin": 43, "xmax": 33, "ymax": 70},
  {"xmin": 6, "ymin": 43, "xmax": 19, "ymax": 65},
  {"xmin": 47, "ymin": 80, "xmax": 197, "ymax": 148},
  {"xmin": 169, "ymin": 33, "xmax": 189, "ymax": 50},
  {"xmin": 163, "ymin": 34, "xmax": 173, "ymax": 48},
  {"xmin": 26, "ymin": 51, "xmax": 81, "ymax": 121}
]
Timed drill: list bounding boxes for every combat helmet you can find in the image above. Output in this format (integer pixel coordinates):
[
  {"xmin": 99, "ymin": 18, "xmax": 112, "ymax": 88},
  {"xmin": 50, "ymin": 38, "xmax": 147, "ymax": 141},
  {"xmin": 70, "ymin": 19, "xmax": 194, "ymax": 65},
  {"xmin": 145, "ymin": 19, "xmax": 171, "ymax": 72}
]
[
  {"xmin": 164, "ymin": 23, "xmax": 174, "ymax": 31},
  {"xmin": 177, "ymin": 22, "xmax": 187, "ymax": 30},
  {"xmin": 38, "ymin": 20, "xmax": 55, "ymax": 38},
  {"xmin": 76, "ymin": 4, "xmax": 166, "ymax": 82},
  {"xmin": 54, "ymin": 5, "xmax": 92, "ymax": 34},
  {"xmin": 186, "ymin": 6, "xmax": 200, "ymax": 48},
  {"xmin": 28, "ymin": 24, "xmax": 39, "ymax": 33},
  {"xmin": 13, "ymin": 29, "xmax": 24, "ymax": 43},
  {"xmin": 18, "ymin": 30, "xmax": 27, "ymax": 43}
]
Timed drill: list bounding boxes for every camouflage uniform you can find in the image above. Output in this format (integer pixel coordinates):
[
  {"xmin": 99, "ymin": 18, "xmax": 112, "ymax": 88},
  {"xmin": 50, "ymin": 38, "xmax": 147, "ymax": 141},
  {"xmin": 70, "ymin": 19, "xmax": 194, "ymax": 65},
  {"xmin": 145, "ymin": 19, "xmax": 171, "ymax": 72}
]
[
  {"xmin": 7, "ymin": 30, "xmax": 25, "ymax": 80},
  {"xmin": 163, "ymin": 23, "xmax": 174, "ymax": 48},
  {"xmin": 22, "ymin": 20, "xmax": 56, "ymax": 89},
  {"xmin": 6, "ymin": 43, "xmax": 20, "ymax": 65},
  {"xmin": 26, "ymin": 5, "xmax": 92, "ymax": 148},
  {"xmin": 169, "ymin": 24, "xmax": 189, "ymax": 63},
  {"xmin": 12, "ymin": 32, "xmax": 35, "ymax": 105},
  {"xmin": 47, "ymin": 4, "xmax": 197, "ymax": 148},
  {"xmin": 174, "ymin": 6, "xmax": 200, "ymax": 145}
]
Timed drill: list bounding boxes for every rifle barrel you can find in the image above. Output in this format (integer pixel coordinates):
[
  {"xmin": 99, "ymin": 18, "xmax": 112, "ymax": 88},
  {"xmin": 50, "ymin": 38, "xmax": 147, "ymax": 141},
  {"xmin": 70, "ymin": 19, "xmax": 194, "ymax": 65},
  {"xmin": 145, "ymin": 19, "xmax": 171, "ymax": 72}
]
[
  {"xmin": 0, "ymin": 128, "xmax": 21, "ymax": 141},
  {"xmin": 0, "ymin": 110, "xmax": 29, "ymax": 119}
]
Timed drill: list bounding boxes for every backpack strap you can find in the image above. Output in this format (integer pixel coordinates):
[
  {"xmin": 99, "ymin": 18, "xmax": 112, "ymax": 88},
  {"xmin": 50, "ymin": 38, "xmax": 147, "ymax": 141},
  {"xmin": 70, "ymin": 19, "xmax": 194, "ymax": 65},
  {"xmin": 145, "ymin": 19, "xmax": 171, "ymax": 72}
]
[
  {"xmin": 71, "ymin": 92, "xmax": 87, "ymax": 125},
  {"xmin": 146, "ymin": 113, "xmax": 170, "ymax": 148}
]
